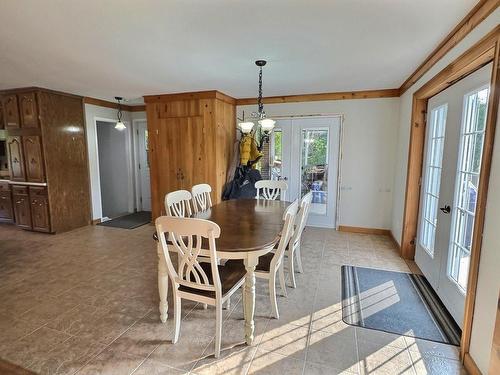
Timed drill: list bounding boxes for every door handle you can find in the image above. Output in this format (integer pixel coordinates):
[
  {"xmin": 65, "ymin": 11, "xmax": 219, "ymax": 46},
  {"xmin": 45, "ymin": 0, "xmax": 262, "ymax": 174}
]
[{"xmin": 440, "ymin": 205, "xmax": 451, "ymax": 214}]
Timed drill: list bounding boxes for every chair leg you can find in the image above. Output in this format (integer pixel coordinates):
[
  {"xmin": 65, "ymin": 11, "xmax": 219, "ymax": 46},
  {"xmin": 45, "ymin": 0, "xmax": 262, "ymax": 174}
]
[
  {"xmin": 296, "ymin": 242, "xmax": 304, "ymax": 273},
  {"xmin": 279, "ymin": 263, "xmax": 288, "ymax": 297},
  {"xmin": 288, "ymin": 249, "xmax": 296, "ymax": 288},
  {"xmin": 215, "ymin": 301, "xmax": 223, "ymax": 358},
  {"xmin": 269, "ymin": 275, "xmax": 279, "ymax": 319},
  {"xmin": 172, "ymin": 293, "xmax": 181, "ymax": 344}
]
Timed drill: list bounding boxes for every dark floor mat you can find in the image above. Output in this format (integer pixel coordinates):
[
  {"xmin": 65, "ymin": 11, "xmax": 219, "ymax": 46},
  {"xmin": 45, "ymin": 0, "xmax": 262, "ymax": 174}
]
[
  {"xmin": 97, "ymin": 211, "xmax": 151, "ymax": 229},
  {"xmin": 341, "ymin": 265, "xmax": 461, "ymax": 346}
]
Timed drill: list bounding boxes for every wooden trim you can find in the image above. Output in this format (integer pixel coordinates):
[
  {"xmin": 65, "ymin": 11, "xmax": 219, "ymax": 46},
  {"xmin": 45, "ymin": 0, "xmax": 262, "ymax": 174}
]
[
  {"xmin": 91, "ymin": 218, "xmax": 101, "ymax": 225},
  {"xmin": 399, "ymin": 0, "xmax": 500, "ymax": 94},
  {"xmin": 389, "ymin": 231, "xmax": 401, "ymax": 252},
  {"xmin": 143, "ymin": 90, "xmax": 236, "ymax": 104},
  {"xmin": 130, "ymin": 105, "xmax": 146, "ymax": 112},
  {"xmin": 235, "ymin": 88, "xmax": 400, "ymax": 105},
  {"xmin": 464, "ymin": 353, "xmax": 482, "ymax": 375},
  {"xmin": 462, "ymin": 32, "xmax": 500, "ymax": 362},
  {"xmin": 338, "ymin": 225, "xmax": 391, "ymax": 236},
  {"xmin": 401, "ymin": 26, "xmax": 500, "ymax": 260}
]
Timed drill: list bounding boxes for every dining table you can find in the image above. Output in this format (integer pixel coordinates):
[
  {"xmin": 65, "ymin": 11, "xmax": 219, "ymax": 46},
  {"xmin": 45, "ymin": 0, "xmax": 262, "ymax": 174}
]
[{"xmin": 154, "ymin": 198, "xmax": 290, "ymax": 345}]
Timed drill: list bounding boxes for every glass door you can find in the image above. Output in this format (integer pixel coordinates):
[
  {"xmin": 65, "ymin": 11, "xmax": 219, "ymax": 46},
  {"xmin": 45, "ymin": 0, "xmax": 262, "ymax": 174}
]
[
  {"xmin": 271, "ymin": 117, "xmax": 341, "ymax": 227},
  {"xmin": 415, "ymin": 64, "xmax": 490, "ymax": 326}
]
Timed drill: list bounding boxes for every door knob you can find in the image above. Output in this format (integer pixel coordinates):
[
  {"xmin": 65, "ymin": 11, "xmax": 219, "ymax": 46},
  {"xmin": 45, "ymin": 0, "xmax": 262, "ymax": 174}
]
[{"xmin": 440, "ymin": 205, "xmax": 451, "ymax": 214}]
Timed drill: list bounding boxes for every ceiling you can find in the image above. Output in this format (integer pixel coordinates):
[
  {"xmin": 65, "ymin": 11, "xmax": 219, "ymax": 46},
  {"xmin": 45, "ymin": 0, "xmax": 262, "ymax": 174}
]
[{"xmin": 0, "ymin": 0, "xmax": 478, "ymax": 104}]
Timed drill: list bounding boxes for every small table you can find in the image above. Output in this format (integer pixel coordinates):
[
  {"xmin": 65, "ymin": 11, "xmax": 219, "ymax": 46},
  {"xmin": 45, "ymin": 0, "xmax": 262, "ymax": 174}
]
[{"xmin": 155, "ymin": 199, "xmax": 289, "ymax": 345}]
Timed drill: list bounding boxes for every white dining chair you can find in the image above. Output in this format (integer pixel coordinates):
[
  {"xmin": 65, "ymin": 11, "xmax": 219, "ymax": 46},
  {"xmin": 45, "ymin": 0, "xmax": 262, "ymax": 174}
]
[
  {"xmin": 165, "ymin": 190, "xmax": 193, "ymax": 217},
  {"xmin": 286, "ymin": 191, "xmax": 313, "ymax": 288},
  {"xmin": 191, "ymin": 183, "xmax": 213, "ymax": 213},
  {"xmin": 155, "ymin": 216, "xmax": 246, "ymax": 358},
  {"xmin": 255, "ymin": 180, "xmax": 288, "ymax": 201},
  {"xmin": 227, "ymin": 199, "xmax": 299, "ymax": 319}
]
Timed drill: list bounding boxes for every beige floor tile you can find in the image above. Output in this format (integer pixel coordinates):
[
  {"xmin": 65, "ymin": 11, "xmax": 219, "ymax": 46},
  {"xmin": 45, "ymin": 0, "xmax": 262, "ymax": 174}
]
[
  {"xmin": 134, "ymin": 358, "xmax": 188, "ymax": 374},
  {"xmin": 409, "ymin": 350, "xmax": 465, "ymax": 375},
  {"xmin": 77, "ymin": 348, "xmax": 146, "ymax": 375},
  {"xmin": 304, "ymin": 361, "xmax": 357, "ymax": 374},
  {"xmin": 358, "ymin": 340, "xmax": 414, "ymax": 375},
  {"xmin": 307, "ymin": 328, "xmax": 359, "ymax": 373},
  {"xmin": 259, "ymin": 322, "xmax": 309, "ymax": 360},
  {"xmin": 405, "ymin": 338, "xmax": 460, "ymax": 361},
  {"xmin": 248, "ymin": 348, "xmax": 305, "ymax": 374},
  {"xmin": 192, "ymin": 344, "xmax": 256, "ymax": 375},
  {"xmin": 0, "ymin": 313, "xmax": 42, "ymax": 347}
]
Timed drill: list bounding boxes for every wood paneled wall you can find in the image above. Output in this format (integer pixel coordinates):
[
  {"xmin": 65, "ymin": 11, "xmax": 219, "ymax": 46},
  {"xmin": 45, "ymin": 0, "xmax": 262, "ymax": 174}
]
[{"xmin": 144, "ymin": 91, "xmax": 236, "ymax": 219}]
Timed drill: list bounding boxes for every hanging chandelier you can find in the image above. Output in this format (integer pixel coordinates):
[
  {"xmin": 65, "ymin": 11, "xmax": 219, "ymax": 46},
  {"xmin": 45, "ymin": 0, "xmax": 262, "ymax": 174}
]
[
  {"xmin": 114, "ymin": 96, "xmax": 126, "ymax": 131},
  {"xmin": 238, "ymin": 60, "xmax": 275, "ymax": 144}
]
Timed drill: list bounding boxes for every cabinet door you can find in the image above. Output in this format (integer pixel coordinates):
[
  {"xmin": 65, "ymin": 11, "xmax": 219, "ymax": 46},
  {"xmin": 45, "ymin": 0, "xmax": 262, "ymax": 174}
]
[
  {"xmin": 7, "ymin": 136, "xmax": 26, "ymax": 181},
  {"xmin": 23, "ymin": 136, "xmax": 45, "ymax": 182},
  {"xmin": 13, "ymin": 193, "xmax": 32, "ymax": 229},
  {"xmin": 0, "ymin": 192, "xmax": 13, "ymax": 220},
  {"xmin": 0, "ymin": 102, "xmax": 4, "ymax": 130},
  {"xmin": 19, "ymin": 92, "xmax": 39, "ymax": 128},
  {"xmin": 2, "ymin": 95, "xmax": 20, "ymax": 129},
  {"xmin": 180, "ymin": 116, "xmax": 206, "ymax": 189},
  {"xmin": 30, "ymin": 187, "xmax": 50, "ymax": 232}
]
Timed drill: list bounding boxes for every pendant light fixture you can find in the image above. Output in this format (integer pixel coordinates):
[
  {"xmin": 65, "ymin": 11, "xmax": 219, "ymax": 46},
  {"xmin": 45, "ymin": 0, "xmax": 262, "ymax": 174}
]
[
  {"xmin": 238, "ymin": 60, "xmax": 275, "ymax": 144},
  {"xmin": 114, "ymin": 96, "xmax": 126, "ymax": 131}
]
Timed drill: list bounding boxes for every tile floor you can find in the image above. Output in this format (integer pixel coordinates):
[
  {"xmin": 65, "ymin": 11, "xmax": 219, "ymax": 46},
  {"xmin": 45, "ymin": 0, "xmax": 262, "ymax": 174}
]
[{"xmin": 0, "ymin": 224, "xmax": 466, "ymax": 374}]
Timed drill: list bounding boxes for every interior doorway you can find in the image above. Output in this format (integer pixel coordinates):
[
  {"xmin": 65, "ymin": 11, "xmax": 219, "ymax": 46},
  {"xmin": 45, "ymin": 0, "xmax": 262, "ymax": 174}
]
[
  {"xmin": 134, "ymin": 119, "xmax": 151, "ymax": 211},
  {"xmin": 96, "ymin": 120, "xmax": 131, "ymax": 220},
  {"xmin": 415, "ymin": 63, "xmax": 491, "ymax": 327},
  {"xmin": 270, "ymin": 116, "xmax": 341, "ymax": 228}
]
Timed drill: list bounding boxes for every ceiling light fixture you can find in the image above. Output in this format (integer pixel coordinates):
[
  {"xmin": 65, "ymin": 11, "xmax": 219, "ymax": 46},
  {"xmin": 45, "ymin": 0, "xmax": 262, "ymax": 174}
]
[{"xmin": 114, "ymin": 96, "xmax": 126, "ymax": 131}]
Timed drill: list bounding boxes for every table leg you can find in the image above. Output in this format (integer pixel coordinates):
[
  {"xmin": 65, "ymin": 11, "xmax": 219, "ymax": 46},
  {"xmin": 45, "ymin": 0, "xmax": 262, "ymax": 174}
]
[
  {"xmin": 243, "ymin": 255, "xmax": 258, "ymax": 345},
  {"xmin": 157, "ymin": 244, "xmax": 169, "ymax": 323}
]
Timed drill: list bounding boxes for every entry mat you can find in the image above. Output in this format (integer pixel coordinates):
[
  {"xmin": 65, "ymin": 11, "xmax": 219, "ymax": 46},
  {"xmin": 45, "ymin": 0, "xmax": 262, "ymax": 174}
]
[
  {"xmin": 98, "ymin": 211, "xmax": 151, "ymax": 229},
  {"xmin": 341, "ymin": 265, "xmax": 461, "ymax": 346}
]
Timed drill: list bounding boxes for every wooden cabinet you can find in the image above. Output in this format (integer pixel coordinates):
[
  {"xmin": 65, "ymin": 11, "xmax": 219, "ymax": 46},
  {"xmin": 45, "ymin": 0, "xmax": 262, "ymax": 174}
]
[
  {"xmin": 23, "ymin": 136, "xmax": 45, "ymax": 182},
  {"xmin": 2, "ymin": 95, "xmax": 20, "ymax": 129},
  {"xmin": 1, "ymin": 87, "xmax": 91, "ymax": 233},
  {"xmin": 0, "ymin": 183, "xmax": 13, "ymax": 221},
  {"xmin": 19, "ymin": 92, "xmax": 39, "ymax": 128},
  {"xmin": 0, "ymin": 102, "xmax": 4, "ymax": 130},
  {"xmin": 12, "ymin": 186, "xmax": 31, "ymax": 229},
  {"xmin": 145, "ymin": 91, "xmax": 236, "ymax": 219},
  {"xmin": 7, "ymin": 136, "xmax": 25, "ymax": 181},
  {"xmin": 29, "ymin": 187, "xmax": 50, "ymax": 232}
]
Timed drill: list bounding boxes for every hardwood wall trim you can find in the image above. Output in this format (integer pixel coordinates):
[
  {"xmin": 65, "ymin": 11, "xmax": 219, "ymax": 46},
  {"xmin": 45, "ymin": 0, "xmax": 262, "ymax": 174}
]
[
  {"xmin": 144, "ymin": 90, "xmax": 236, "ymax": 105},
  {"xmin": 489, "ymin": 291, "xmax": 500, "ymax": 374},
  {"xmin": 338, "ymin": 225, "xmax": 391, "ymax": 236},
  {"xmin": 235, "ymin": 88, "xmax": 400, "ymax": 105},
  {"xmin": 399, "ymin": 0, "xmax": 500, "ymax": 94},
  {"xmin": 399, "ymin": 25, "xmax": 499, "ymax": 365},
  {"xmin": 464, "ymin": 353, "xmax": 482, "ymax": 375},
  {"xmin": 82, "ymin": 97, "xmax": 145, "ymax": 112}
]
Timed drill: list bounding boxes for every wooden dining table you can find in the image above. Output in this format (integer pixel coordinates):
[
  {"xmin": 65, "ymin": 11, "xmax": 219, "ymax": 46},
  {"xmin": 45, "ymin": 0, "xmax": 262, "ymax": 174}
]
[{"xmin": 155, "ymin": 198, "xmax": 290, "ymax": 345}]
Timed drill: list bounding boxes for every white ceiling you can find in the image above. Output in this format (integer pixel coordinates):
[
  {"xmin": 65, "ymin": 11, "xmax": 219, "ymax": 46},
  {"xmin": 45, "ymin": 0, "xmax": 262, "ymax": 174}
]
[{"xmin": 0, "ymin": 0, "xmax": 478, "ymax": 104}]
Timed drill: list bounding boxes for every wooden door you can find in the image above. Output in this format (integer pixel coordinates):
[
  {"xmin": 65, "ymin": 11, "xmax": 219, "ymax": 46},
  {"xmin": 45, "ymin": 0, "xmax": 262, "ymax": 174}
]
[
  {"xmin": 29, "ymin": 187, "xmax": 50, "ymax": 232},
  {"xmin": 23, "ymin": 136, "xmax": 45, "ymax": 182},
  {"xmin": 179, "ymin": 116, "xmax": 206, "ymax": 189},
  {"xmin": 7, "ymin": 136, "xmax": 25, "ymax": 181},
  {"xmin": 0, "ymin": 191, "xmax": 13, "ymax": 220},
  {"xmin": 2, "ymin": 95, "xmax": 20, "ymax": 129},
  {"xmin": 19, "ymin": 92, "xmax": 39, "ymax": 128},
  {"xmin": 12, "ymin": 186, "xmax": 31, "ymax": 229}
]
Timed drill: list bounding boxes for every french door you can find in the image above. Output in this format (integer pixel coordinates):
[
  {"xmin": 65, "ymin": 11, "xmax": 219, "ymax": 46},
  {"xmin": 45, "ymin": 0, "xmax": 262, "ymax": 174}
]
[
  {"xmin": 270, "ymin": 116, "xmax": 341, "ymax": 227},
  {"xmin": 415, "ymin": 64, "xmax": 491, "ymax": 327}
]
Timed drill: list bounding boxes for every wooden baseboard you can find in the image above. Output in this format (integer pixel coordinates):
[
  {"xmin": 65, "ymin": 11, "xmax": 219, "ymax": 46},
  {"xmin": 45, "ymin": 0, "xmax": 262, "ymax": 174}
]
[
  {"xmin": 91, "ymin": 218, "xmax": 101, "ymax": 225},
  {"xmin": 464, "ymin": 352, "xmax": 482, "ymax": 375},
  {"xmin": 338, "ymin": 225, "xmax": 391, "ymax": 235}
]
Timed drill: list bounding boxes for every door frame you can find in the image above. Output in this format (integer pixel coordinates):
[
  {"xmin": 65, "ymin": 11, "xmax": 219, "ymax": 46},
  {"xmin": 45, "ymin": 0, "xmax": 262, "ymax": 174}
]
[
  {"xmin": 400, "ymin": 26, "xmax": 500, "ymax": 362},
  {"xmin": 132, "ymin": 118, "xmax": 149, "ymax": 211},
  {"xmin": 93, "ymin": 116, "xmax": 134, "ymax": 219}
]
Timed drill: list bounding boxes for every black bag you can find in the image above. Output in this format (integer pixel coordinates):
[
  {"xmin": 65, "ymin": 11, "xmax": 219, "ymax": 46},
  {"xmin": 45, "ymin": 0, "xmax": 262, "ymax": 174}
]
[{"xmin": 222, "ymin": 166, "xmax": 262, "ymax": 200}]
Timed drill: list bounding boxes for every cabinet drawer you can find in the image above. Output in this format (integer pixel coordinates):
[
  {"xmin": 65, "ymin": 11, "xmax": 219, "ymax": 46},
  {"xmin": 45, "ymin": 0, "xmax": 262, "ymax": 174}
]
[
  {"xmin": 12, "ymin": 185, "xmax": 29, "ymax": 195},
  {"xmin": 0, "ymin": 183, "xmax": 10, "ymax": 192},
  {"xmin": 29, "ymin": 186, "xmax": 48, "ymax": 196}
]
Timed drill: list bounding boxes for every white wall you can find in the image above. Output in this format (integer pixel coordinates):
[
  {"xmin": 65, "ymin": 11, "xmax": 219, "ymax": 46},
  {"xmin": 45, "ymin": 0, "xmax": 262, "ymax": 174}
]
[
  {"xmin": 239, "ymin": 98, "xmax": 400, "ymax": 229},
  {"xmin": 389, "ymin": 8, "xmax": 500, "ymax": 373},
  {"xmin": 96, "ymin": 121, "xmax": 130, "ymax": 218},
  {"xmin": 84, "ymin": 104, "xmax": 134, "ymax": 220}
]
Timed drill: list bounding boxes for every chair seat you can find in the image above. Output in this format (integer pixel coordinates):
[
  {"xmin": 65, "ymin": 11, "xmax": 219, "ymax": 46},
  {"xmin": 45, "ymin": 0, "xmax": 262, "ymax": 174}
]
[
  {"xmin": 226, "ymin": 252, "xmax": 274, "ymax": 273},
  {"xmin": 178, "ymin": 261, "xmax": 246, "ymax": 298}
]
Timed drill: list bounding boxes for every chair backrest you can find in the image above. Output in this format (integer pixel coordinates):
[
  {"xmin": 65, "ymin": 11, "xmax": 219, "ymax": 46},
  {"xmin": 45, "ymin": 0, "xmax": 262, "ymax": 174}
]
[
  {"xmin": 255, "ymin": 180, "xmax": 288, "ymax": 201},
  {"xmin": 292, "ymin": 191, "xmax": 313, "ymax": 245},
  {"xmin": 165, "ymin": 190, "xmax": 193, "ymax": 217},
  {"xmin": 272, "ymin": 199, "xmax": 299, "ymax": 268},
  {"xmin": 191, "ymin": 183, "xmax": 213, "ymax": 213},
  {"xmin": 156, "ymin": 216, "xmax": 222, "ymax": 296}
]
